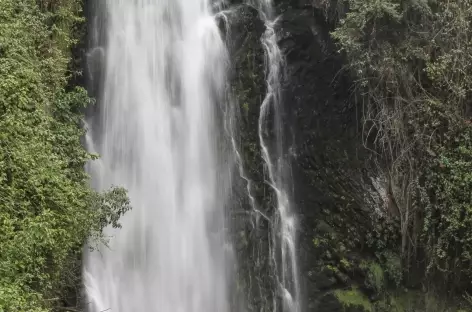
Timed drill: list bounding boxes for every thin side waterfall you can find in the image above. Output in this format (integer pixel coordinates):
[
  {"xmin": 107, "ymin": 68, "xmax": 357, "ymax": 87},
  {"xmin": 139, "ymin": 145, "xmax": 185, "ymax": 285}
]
[
  {"xmin": 252, "ymin": 1, "xmax": 301, "ymax": 311},
  {"xmin": 83, "ymin": 1, "xmax": 233, "ymax": 311}
]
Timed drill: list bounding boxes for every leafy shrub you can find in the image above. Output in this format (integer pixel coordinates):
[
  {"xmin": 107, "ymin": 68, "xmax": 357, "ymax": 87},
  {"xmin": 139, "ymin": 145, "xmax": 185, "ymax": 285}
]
[
  {"xmin": 383, "ymin": 252, "xmax": 402, "ymax": 286},
  {"xmin": 334, "ymin": 287, "xmax": 373, "ymax": 312},
  {"xmin": 0, "ymin": 1, "xmax": 130, "ymax": 310},
  {"xmin": 331, "ymin": 0, "xmax": 472, "ymax": 292},
  {"xmin": 360, "ymin": 261, "xmax": 385, "ymax": 293}
]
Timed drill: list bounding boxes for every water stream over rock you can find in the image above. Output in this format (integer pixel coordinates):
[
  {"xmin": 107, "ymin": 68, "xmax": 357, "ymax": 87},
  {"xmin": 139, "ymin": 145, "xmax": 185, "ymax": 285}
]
[{"xmin": 83, "ymin": 1, "xmax": 300, "ymax": 311}]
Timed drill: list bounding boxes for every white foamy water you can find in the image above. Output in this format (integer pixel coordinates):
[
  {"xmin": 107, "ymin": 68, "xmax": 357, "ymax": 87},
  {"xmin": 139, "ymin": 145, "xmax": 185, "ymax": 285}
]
[{"xmin": 83, "ymin": 1, "xmax": 232, "ymax": 311}]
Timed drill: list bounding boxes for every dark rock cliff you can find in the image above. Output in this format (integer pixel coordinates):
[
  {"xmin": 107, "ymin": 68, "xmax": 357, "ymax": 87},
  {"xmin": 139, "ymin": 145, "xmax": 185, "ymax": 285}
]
[{"xmin": 225, "ymin": 1, "xmax": 391, "ymax": 311}]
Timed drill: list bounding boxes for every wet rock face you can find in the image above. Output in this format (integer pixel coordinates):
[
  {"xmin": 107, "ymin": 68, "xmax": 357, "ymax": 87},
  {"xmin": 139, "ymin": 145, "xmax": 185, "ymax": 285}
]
[
  {"xmin": 226, "ymin": 1, "xmax": 381, "ymax": 311},
  {"xmin": 274, "ymin": 4, "xmax": 377, "ymax": 311},
  {"xmin": 224, "ymin": 4, "xmax": 278, "ymax": 311}
]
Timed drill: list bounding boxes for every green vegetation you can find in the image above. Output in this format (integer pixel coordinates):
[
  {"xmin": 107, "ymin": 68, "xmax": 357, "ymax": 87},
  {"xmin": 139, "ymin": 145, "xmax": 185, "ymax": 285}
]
[
  {"xmin": 361, "ymin": 261, "xmax": 385, "ymax": 293},
  {"xmin": 335, "ymin": 287, "xmax": 373, "ymax": 311},
  {"xmin": 371, "ymin": 290, "xmax": 472, "ymax": 312},
  {"xmin": 331, "ymin": 0, "xmax": 472, "ymax": 298},
  {"xmin": 383, "ymin": 252, "xmax": 402, "ymax": 286},
  {"xmin": 0, "ymin": 0, "xmax": 130, "ymax": 311}
]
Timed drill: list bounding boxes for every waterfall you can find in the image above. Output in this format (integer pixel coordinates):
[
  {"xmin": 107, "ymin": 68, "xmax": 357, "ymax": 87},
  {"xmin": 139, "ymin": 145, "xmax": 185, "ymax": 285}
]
[
  {"xmin": 83, "ymin": 1, "xmax": 233, "ymax": 311},
  {"xmin": 252, "ymin": 1, "xmax": 301, "ymax": 311}
]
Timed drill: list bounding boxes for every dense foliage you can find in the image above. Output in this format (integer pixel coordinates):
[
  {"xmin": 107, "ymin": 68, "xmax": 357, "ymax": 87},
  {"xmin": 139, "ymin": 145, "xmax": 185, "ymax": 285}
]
[
  {"xmin": 0, "ymin": 0, "xmax": 130, "ymax": 311},
  {"xmin": 332, "ymin": 0, "xmax": 472, "ymax": 297}
]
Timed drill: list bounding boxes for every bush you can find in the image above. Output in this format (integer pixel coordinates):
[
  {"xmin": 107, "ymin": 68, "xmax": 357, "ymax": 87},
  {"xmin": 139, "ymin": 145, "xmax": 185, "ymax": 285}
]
[
  {"xmin": 334, "ymin": 287, "xmax": 373, "ymax": 312},
  {"xmin": 332, "ymin": 0, "xmax": 472, "ymax": 293},
  {"xmin": 361, "ymin": 261, "xmax": 385, "ymax": 293},
  {"xmin": 0, "ymin": 1, "xmax": 130, "ymax": 310}
]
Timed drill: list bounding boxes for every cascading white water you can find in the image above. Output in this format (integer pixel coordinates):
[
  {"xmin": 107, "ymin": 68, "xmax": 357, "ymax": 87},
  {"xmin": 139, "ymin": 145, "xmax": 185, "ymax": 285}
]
[
  {"xmin": 84, "ymin": 1, "xmax": 232, "ymax": 311},
  {"xmin": 252, "ymin": 1, "xmax": 301, "ymax": 311}
]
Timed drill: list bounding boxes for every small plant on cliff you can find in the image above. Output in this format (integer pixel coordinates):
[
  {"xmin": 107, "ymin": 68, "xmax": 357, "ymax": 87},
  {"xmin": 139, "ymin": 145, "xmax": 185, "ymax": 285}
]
[
  {"xmin": 361, "ymin": 261, "xmax": 385, "ymax": 293},
  {"xmin": 334, "ymin": 287, "xmax": 373, "ymax": 312},
  {"xmin": 383, "ymin": 251, "xmax": 402, "ymax": 286}
]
